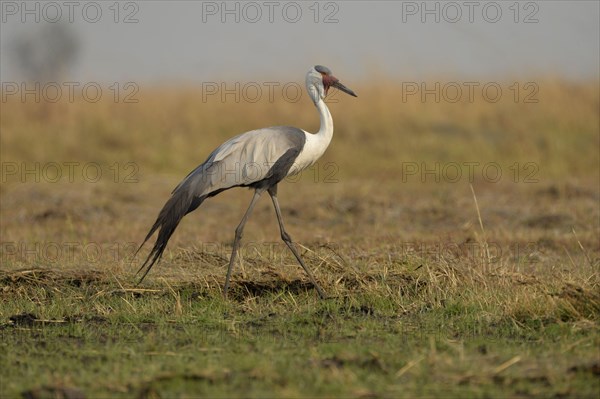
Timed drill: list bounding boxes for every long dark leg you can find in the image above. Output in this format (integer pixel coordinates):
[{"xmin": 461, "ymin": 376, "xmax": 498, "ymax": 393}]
[
  {"xmin": 224, "ymin": 190, "xmax": 263, "ymax": 298},
  {"xmin": 268, "ymin": 186, "xmax": 327, "ymax": 299}
]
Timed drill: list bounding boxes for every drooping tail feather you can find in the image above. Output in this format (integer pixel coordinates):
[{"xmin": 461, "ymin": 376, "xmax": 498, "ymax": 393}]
[{"xmin": 134, "ymin": 188, "xmax": 205, "ymax": 284}]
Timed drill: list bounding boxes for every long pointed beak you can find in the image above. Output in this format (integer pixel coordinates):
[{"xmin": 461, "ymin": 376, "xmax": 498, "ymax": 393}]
[{"xmin": 332, "ymin": 80, "xmax": 357, "ymax": 97}]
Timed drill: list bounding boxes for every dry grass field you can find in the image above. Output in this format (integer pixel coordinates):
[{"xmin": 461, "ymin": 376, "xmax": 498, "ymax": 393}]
[{"xmin": 1, "ymin": 78, "xmax": 599, "ymax": 398}]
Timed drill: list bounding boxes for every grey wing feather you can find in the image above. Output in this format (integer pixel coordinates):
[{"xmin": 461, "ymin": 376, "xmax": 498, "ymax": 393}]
[{"xmin": 173, "ymin": 126, "xmax": 305, "ymax": 197}]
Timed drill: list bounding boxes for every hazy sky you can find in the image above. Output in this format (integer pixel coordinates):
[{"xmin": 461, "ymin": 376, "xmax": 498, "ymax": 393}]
[{"xmin": 1, "ymin": 1, "xmax": 598, "ymax": 83}]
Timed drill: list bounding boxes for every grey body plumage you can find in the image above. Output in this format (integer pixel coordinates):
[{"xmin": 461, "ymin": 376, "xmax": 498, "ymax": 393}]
[{"xmin": 175, "ymin": 126, "xmax": 306, "ymax": 196}]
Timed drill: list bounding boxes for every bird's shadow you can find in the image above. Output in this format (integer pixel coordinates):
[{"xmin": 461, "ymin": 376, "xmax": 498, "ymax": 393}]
[{"xmin": 228, "ymin": 278, "xmax": 319, "ymax": 301}]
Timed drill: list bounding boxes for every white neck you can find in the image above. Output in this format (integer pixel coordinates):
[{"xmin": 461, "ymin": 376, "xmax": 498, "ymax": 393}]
[
  {"xmin": 291, "ymin": 92, "xmax": 335, "ymax": 174},
  {"xmin": 315, "ymin": 96, "xmax": 333, "ymax": 139}
]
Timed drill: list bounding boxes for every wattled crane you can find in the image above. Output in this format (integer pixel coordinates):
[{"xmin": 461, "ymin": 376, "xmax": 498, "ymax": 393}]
[{"xmin": 136, "ymin": 65, "xmax": 357, "ymax": 298}]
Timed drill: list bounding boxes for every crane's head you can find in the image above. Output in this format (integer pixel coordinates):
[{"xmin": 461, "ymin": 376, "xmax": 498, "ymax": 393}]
[{"xmin": 306, "ymin": 65, "xmax": 357, "ymax": 104}]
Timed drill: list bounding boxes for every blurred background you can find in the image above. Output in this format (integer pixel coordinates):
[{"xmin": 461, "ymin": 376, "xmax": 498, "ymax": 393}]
[
  {"xmin": 1, "ymin": 1, "xmax": 598, "ymax": 82},
  {"xmin": 1, "ymin": 1, "xmax": 598, "ymax": 267}
]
